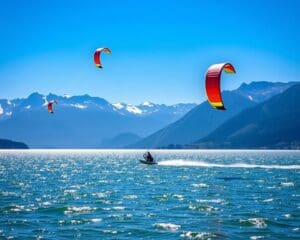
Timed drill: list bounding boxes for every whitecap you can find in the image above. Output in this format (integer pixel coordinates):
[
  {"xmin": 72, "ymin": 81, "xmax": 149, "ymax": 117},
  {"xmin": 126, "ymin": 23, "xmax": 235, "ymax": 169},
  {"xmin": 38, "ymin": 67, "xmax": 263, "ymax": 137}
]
[
  {"xmin": 189, "ymin": 205, "xmax": 218, "ymax": 212},
  {"xmin": 240, "ymin": 218, "xmax": 267, "ymax": 228},
  {"xmin": 262, "ymin": 198, "xmax": 273, "ymax": 202},
  {"xmin": 103, "ymin": 230, "xmax": 117, "ymax": 234},
  {"xmin": 9, "ymin": 205, "xmax": 29, "ymax": 212},
  {"xmin": 92, "ymin": 192, "xmax": 109, "ymax": 198},
  {"xmin": 64, "ymin": 189, "xmax": 77, "ymax": 194},
  {"xmin": 173, "ymin": 194, "xmax": 185, "ymax": 200},
  {"xmin": 64, "ymin": 206, "xmax": 96, "ymax": 214},
  {"xmin": 153, "ymin": 194, "xmax": 169, "ymax": 201},
  {"xmin": 196, "ymin": 199, "xmax": 224, "ymax": 204},
  {"xmin": 109, "ymin": 213, "xmax": 132, "ymax": 220},
  {"xmin": 123, "ymin": 195, "xmax": 138, "ymax": 199},
  {"xmin": 281, "ymin": 182, "xmax": 294, "ymax": 187},
  {"xmin": 112, "ymin": 206, "xmax": 125, "ymax": 211},
  {"xmin": 180, "ymin": 231, "xmax": 217, "ymax": 239},
  {"xmin": 191, "ymin": 183, "xmax": 208, "ymax": 188},
  {"xmin": 0, "ymin": 191, "xmax": 17, "ymax": 197},
  {"xmin": 250, "ymin": 236, "xmax": 264, "ymax": 240},
  {"xmin": 70, "ymin": 220, "xmax": 82, "ymax": 224},
  {"xmin": 154, "ymin": 223, "xmax": 181, "ymax": 231},
  {"xmin": 90, "ymin": 218, "xmax": 102, "ymax": 223},
  {"xmin": 41, "ymin": 201, "xmax": 52, "ymax": 206}
]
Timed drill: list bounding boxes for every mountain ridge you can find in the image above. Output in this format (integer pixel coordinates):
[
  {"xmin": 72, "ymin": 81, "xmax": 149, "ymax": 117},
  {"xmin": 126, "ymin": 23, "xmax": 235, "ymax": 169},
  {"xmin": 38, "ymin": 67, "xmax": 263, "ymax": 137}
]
[
  {"xmin": 0, "ymin": 138, "xmax": 29, "ymax": 149},
  {"xmin": 130, "ymin": 81, "xmax": 297, "ymax": 149},
  {"xmin": 194, "ymin": 84, "xmax": 300, "ymax": 149},
  {"xmin": 0, "ymin": 93, "xmax": 196, "ymax": 148}
]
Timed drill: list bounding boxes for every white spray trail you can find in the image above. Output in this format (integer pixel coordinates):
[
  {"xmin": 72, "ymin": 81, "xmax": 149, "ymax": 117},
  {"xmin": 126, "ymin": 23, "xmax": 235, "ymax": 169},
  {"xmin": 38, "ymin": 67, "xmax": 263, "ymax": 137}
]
[{"xmin": 158, "ymin": 159, "xmax": 300, "ymax": 169}]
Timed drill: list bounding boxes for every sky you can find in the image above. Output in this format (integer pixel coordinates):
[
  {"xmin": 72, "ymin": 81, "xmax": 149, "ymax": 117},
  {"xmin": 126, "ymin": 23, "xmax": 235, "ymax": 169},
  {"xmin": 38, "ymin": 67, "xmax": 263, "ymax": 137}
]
[{"xmin": 0, "ymin": 0, "xmax": 299, "ymax": 104}]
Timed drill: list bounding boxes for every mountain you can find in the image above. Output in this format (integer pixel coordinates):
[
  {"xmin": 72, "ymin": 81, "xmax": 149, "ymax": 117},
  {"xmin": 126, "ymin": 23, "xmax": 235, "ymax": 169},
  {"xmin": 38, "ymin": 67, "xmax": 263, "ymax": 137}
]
[
  {"xmin": 100, "ymin": 132, "xmax": 141, "ymax": 148},
  {"xmin": 0, "ymin": 139, "xmax": 28, "ymax": 149},
  {"xmin": 130, "ymin": 81, "xmax": 296, "ymax": 148},
  {"xmin": 235, "ymin": 81, "xmax": 296, "ymax": 102},
  {"xmin": 0, "ymin": 93, "xmax": 195, "ymax": 148},
  {"xmin": 0, "ymin": 99, "xmax": 14, "ymax": 120},
  {"xmin": 130, "ymin": 91, "xmax": 255, "ymax": 148},
  {"xmin": 194, "ymin": 84, "xmax": 300, "ymax": 149}
]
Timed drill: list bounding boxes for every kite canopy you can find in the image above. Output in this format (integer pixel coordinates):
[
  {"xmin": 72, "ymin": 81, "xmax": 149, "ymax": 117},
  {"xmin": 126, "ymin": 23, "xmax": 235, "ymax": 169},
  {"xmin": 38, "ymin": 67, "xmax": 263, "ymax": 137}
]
[
  {"xmin": 205, "ymin": 63, "xmax": 236, "ymax": 110},
  {"xmin": 94, "ymin": 47, "xmax": 111, "ymax": 68},
  {"xmin": 47, "ymin": 100, "xmax": 57, "ymax": 114}
]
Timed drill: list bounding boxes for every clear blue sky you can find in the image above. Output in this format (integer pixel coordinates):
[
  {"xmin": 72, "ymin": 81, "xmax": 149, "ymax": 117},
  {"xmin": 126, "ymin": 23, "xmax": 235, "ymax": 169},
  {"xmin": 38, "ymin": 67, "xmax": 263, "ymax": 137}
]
[{"xmin": 0, "ymin": 0, "xmax": 299, "ymax": 104}]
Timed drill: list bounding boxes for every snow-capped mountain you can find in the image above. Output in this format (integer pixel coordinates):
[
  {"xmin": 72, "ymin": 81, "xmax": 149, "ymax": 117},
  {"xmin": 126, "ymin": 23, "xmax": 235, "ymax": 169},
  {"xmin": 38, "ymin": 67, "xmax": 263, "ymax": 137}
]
[
  {"xmin": 0, "ymin": 99, "xmax": 14, "ymax": 119},
  {"xmin": 0, "ymin": 93, "xmax": 196, "ymax": 120},
  {"xmin": 234, "ymin": 81, "xmax": 297, "ymax": 103},
  {"xmin": 131, "ymin": 81, "xmax": 297, "ymax": 149},
  {"xmin": 111, "ymin": 101, "xmax": 196, "ymax": 116},
  {"xmin": 0, "ymin": 93, "xmax": 196, "ymax": 148}
]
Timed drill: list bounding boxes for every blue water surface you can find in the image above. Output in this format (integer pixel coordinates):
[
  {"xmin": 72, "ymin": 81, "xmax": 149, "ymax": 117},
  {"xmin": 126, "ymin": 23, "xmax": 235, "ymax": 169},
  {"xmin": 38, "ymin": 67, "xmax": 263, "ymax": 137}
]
[{"xmin": 0, "ymin": 150, "xmax": 299, "ymax": 239}]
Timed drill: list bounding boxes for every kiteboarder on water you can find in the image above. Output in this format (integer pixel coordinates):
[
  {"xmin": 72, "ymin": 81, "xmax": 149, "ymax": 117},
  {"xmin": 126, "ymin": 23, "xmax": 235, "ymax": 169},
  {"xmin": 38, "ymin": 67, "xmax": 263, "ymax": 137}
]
[{"xmin": 143, "ymin": 151, "xmax": 154, "ymax": 163}]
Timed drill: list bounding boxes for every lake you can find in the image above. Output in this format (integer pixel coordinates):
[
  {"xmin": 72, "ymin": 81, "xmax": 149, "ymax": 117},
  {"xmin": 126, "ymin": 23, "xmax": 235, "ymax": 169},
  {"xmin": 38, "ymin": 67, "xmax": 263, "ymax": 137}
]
[{"xmin": 0, "ymin": 150, "xmax": 299, "ymax": 239}]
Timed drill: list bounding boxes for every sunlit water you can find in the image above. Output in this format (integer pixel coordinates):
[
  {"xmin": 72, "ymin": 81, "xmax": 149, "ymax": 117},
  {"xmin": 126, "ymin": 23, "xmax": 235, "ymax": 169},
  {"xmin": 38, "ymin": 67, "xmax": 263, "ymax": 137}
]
[{"xmin": 0, "ymin": 150, "xmax": 299, "ymax": 239}]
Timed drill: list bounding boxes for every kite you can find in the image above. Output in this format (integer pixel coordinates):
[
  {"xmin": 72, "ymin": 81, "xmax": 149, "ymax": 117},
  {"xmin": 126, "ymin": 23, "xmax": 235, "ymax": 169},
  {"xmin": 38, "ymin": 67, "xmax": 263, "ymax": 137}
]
[
  {"xmin": 94, "ymin": 47, "xmax": 111, "ymax": 68},
  {"xmin": 47, "ymin": 100, "xmax": 58, "ymax": 114},
  {"xmin": 205, "ymin": 63, "xmax": 236, "ymax": 110}
]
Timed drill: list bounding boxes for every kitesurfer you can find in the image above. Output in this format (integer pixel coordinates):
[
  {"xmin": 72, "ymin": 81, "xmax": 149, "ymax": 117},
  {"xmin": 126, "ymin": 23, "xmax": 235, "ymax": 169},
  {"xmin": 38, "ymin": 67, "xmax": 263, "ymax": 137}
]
[{"xmin": 143, "ymin": 151, "xmax": 154, "ymax": 163}]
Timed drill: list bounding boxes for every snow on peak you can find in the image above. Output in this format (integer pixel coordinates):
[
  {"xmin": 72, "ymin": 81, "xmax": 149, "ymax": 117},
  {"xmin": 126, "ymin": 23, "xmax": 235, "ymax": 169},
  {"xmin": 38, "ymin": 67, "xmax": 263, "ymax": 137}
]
[
  {"xmin": 6, "ymin": 111, "xmax": 12, "ymax": 116},
  {"xmin": 248, "ymin": 95, "xmax": 253, "ymax": 101},
  {"xmin": 42, "ymin": 96, "xmax": 48, "ymax": 106},
  {"xmin": 126, "ymin": 105, "xmax": 142, "ymax": 114},
  {"xmin": 112, "ymin": 103, "xmax": 125, "ymax": 110},
  {"xmin": 70, "ymin": 103, "xmax": 87, "ymax": 109},
  {"xmin": 0, "ymin": 104, "xmax": 3, "ymax": 115},
  {"xmin": 7, "ymin": 100, "xmax": 12, "ymax": 105},
  {"xmin": 63, "ymin": 94, "xmax": 72, "ymax": 98},
  {"xmin": 141, "ymin": 101, "xmax": 154, "ymax": 107},
  {"xmin": 26, "ymin": 105, "xmax": 31, "ymax": 109}
]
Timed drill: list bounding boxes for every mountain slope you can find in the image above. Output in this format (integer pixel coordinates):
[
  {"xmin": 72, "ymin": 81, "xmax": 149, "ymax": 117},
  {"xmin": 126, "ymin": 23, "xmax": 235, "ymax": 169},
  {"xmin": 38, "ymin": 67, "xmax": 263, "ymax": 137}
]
[
  {"xmin": 131, "ymin": 81, "xmax": 295, "ymax": 148},
  {"xmin": 0, "ymin": 139, "xmax": 28, "ymax": 149},
  {"xmin": 100, "ymin": 133, "xmax": 141, "ymax": 148},
  {"xmin": 130, "ymin": 91, "xmax": 255, "ymax": 148},
  {"xmin": 195, "ymin": 84, "xmax": 300, "ymax": 149}
]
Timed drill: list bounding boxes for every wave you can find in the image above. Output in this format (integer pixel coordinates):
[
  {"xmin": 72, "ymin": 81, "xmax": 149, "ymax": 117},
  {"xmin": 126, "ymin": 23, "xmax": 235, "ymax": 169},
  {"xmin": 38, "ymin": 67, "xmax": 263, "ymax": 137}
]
[
  {"xmin": 239, "ymin": 218, "xmax": 267, "ymax": 228},
  {"xmin": 154, "ymin": 223, "xmax": 181, "ymax": 231},
  {"xmin": 64, "ymin": 206, "xmax": 96, "ymax": 214},
  {"xmin": 158, "ymin": 159, "xmax": 300, "ymax": 169},
  {"xmin": 281, "ymin": 182, "xmax": 295, "ymax": 187},
  {"xmin": 180, "ymin": 231, "xmax": 218, "ymax": 239}
]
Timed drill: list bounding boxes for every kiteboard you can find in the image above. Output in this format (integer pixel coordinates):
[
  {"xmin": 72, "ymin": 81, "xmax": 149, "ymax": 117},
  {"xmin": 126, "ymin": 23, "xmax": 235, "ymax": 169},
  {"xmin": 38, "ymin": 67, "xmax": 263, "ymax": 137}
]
[{"xmin": 139, "ymin": 159, "xmax": 157, "ymax": 165}]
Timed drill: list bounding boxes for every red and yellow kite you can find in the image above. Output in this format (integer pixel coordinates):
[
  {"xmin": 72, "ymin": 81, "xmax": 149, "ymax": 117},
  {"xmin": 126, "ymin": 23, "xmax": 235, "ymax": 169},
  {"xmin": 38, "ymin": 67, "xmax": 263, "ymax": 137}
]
[
  {"xmin": 205, "ymin": 63, "xmax": 236, "ymax": 110},
  {"xmin": 94, "ymin": 47, "xmax": 111, "ymax": 69},
  {"xmin": 47, "ymin": 100, "xmax": 58, "ymax": 114}
]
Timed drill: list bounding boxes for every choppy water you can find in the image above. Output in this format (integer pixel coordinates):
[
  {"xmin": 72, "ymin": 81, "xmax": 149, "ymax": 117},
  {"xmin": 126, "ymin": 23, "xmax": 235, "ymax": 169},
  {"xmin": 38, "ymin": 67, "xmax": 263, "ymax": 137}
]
[{"xmin": 0, "ymin": 150, "xmax": 299, "ymax": 239}]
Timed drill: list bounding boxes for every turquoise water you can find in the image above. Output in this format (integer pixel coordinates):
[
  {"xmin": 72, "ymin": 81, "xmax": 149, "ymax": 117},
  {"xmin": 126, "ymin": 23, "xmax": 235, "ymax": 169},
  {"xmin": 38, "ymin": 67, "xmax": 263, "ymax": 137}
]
[{"xmin": 0, "ymin": 150, "xmax": 299, "ymax": 239}]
